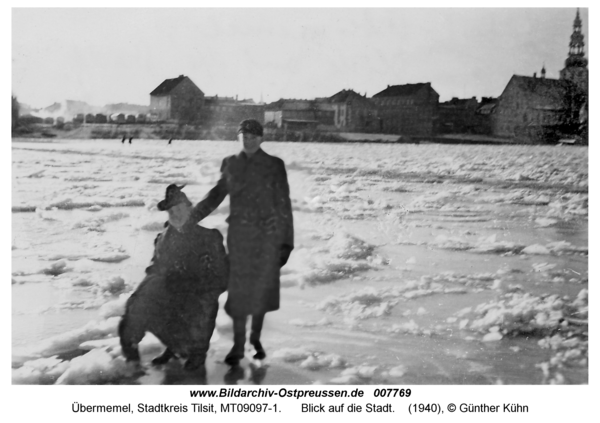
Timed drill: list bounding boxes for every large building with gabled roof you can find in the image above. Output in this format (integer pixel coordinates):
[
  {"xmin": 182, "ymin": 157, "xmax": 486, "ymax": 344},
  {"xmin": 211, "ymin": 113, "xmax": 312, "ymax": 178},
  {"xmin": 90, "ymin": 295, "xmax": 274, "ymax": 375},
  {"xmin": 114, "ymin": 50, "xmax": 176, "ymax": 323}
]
[
  {"xmin": 149, "ymin": 75, "xmax": 204, "ymax": 122},
  {"xmin": 372, "ymin": 82, "xmax": 439, "ymax": 136},
  {"xmin": 491, "ymin": 73, "xmax": 567, "ymax": 140}
]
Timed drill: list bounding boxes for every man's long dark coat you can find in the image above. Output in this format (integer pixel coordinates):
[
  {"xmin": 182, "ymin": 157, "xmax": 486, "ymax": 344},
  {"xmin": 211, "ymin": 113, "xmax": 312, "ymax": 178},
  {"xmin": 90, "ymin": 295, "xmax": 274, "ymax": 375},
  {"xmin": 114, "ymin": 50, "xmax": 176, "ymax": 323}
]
[{"xmin": 191, "ymin": 148, "xmax": 294, "ymax": 317}]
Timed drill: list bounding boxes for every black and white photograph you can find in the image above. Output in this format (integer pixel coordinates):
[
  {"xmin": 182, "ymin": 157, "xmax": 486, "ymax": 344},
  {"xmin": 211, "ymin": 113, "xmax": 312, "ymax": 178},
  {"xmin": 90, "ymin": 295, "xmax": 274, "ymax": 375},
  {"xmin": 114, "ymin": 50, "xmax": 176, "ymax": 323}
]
[{"xmin": 11, "ymin": 5, "xmax": 590, "ymax": 392}]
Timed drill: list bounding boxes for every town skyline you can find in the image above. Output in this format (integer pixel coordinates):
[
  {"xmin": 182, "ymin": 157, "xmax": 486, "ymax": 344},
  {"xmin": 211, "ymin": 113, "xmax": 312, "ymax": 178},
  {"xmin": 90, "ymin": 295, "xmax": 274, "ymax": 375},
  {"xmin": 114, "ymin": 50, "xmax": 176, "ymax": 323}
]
[{"xmin": 12, "ymin": 7, "xmax": 588, "ymax": 109}]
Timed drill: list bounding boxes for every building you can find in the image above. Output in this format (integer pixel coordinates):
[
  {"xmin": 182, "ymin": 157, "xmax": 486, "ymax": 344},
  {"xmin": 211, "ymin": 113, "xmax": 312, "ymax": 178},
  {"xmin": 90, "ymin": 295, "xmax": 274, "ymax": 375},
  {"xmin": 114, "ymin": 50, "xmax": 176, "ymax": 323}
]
[
  {"xmin": 438, "ymin": 97, "xmax": 498, "ymax": 135},
  {"xmin": 371, "ymin": 83, "xmax": 439, "ymax": 136},
  {"xmin": 492, "ymin": 72, "xmax": 566, "ymax": 140},
  {"xmin": 149, "ymin": 75, "xmax": 204, "ymax": 123},
  {"xmin": 264, "ymin": 99, "xmax": 334, "ymax": 130},
  {"xmin": 492, "ymin": 10, "xmax": 588, "ymax": 141},
  {"xmin": 474, "ymin": 98, "xmax": 498, "ymax": 135},
  {"xmin": 438, "ymin": 97, "xmax": 478, "ymax": 134},
  {"xmin": 201, "ymin": 96, "xmax": 265, "ymax": 128},
  {"xmin": 312, "ymin": 98, "xmax": 336, "ymax": 129},
  {"xmin": 328, "ymin": 89, "xmax": 378, "ymax": 132}
]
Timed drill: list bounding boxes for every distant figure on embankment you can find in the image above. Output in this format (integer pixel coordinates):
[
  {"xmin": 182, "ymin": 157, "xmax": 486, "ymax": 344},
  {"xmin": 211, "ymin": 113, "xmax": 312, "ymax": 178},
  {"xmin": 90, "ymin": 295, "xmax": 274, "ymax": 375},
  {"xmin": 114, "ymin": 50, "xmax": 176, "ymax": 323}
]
[
  {"xmin": 129, "ymin": 137, "xmax": 133, "ymax": 144},
  {"xmin": 122, "ymin": 136, "xmax": 126, "ymax": 144},
  {"xmin": 168, "ymin": 138, "xmax": 173, "ymax": 145}
]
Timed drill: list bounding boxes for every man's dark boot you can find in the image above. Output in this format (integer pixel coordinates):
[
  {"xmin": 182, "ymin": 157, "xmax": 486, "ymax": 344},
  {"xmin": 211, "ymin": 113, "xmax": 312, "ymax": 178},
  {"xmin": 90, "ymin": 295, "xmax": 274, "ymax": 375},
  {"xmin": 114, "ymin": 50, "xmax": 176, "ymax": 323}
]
[
  {"xmin": 225, "ymin": 316, "xmax": 246, "ymax": 366},
  {"xmin": 120, "ymin": 341, "xmax": 141, "ymax": 362},
  {"xmin": 250, "ymin": 313, "xmax": 266, "ymax": 360},
  {"xmin": 151, "ymin": 348, "xmax": 175, "ymax": 366}
]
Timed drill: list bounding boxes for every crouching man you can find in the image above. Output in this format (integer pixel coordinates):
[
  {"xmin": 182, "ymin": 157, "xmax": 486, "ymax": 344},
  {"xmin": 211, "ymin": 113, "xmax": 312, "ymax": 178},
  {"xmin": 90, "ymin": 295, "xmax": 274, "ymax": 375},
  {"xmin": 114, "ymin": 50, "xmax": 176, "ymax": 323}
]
[{"xmin": 119, "ymin": 184, "xmax": 228, "ymax": 371}]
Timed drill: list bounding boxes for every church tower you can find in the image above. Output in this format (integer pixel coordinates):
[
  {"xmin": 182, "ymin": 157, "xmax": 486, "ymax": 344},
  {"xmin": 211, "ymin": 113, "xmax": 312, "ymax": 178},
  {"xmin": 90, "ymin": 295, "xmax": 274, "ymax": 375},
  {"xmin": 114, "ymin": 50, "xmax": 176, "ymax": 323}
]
[{"xmin": 559, "ymin": 8, "xmax": 588, "ymax": 91}]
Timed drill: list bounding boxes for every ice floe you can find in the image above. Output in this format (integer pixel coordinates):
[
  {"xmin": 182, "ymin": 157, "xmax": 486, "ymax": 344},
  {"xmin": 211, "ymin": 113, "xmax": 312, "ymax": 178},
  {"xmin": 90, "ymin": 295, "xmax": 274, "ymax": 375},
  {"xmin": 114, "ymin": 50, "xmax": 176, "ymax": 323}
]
[
  {"xmin": 55, "ymin": 348, "xmax": 137, "ymax": 385},
  {"xmin": 300, "ymin": 232, "xmax": 381, "ymax": 286},
  {"xmin": 17, "ymin": 317, "xmax": 121, "ymax": 359},
  {"xmin": 454, "ymin": 289, "xmax": 588, "ymax": 339}
]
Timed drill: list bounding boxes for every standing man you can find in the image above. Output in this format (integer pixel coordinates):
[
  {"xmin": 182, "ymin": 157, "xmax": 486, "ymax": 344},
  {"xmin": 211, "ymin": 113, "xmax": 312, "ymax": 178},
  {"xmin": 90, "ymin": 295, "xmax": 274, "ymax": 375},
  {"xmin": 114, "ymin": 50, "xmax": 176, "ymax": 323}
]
[{"xmin": 189, "ymin": 119, "xmax": 293, "ymax": 366}]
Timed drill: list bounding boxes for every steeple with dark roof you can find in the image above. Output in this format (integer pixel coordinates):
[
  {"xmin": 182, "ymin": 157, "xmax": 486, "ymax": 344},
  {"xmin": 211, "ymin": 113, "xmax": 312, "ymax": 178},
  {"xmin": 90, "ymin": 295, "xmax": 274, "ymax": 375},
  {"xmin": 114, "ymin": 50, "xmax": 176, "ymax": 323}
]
[
  {"xmin": 565, "ymin": 9, "xmax": 587, "ymax": 69},
  {"xmin": 559, "ymin": 9, "xmax": 588, "ymax": 91}
]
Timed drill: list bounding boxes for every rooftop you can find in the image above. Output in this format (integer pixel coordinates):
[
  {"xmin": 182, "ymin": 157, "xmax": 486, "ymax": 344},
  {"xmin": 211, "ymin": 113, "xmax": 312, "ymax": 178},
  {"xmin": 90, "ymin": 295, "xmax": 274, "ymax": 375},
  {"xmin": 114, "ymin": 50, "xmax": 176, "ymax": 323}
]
[
  {"xmin": 150, "ymin": 75, "xmax": 191, "ymax": 96},
  {"xmin": 373, "ymin": 83, "xmax": 436, "ymax": 98}
]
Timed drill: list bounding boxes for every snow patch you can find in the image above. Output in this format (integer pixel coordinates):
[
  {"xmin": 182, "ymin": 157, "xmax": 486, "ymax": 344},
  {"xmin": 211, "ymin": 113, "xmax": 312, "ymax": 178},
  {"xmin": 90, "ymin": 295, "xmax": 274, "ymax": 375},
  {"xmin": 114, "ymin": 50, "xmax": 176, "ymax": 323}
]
[
  {"xmin": 19, "ymin": 317, "xmax": 121, "ymax": 359},
  {"xmin": 301, "ymin": 232, "xmax": 379, "ymax": 286},
  {"xmin": 98, "ymin": 294, "xmax": 130, "ymax": 318},
  {"xmin": 289, "ymin": 318, "xmax": 331, "ymax": 328},
  {"xmin": 90, "ymin": 253, "xmax": 130, "ymax": 263},
  {"xmin": 522, "ymin": 244, "xmax": 551, "ymax": 255},
  {"xmin": 331, "ymin": 365, "xmax": 379, "ymax": 383},
  {"xmin": 55, "ymin": 348, "xmax": 137, "ymax": 385},
  {"xmin": 456, "ymin": 289, "xmax": 588, "ymax": 337},
  {"xmin": 318, "ymin": 287, "xmax": 398, "ymax": 320},
  {"xmin": 272, "ymin": 348, "xmax": 312, "ymax": 363},
  {"xmin": 72, "ymin": 212, "xmax": 129, "ymax": 231},
  {"xmin": 299, "ymin": 353, "xmax": 346, "ymax": 370},
  {"xmin": 535, "ymin": 218, "xmax": 557, "ymax": 227},
  {"xmin": 12, "ymin": 356, "xmax": 70, "ymax": 385},
  {"xmin": 98, "ymin": 276, "xmax": 128, "ymax": 295}
]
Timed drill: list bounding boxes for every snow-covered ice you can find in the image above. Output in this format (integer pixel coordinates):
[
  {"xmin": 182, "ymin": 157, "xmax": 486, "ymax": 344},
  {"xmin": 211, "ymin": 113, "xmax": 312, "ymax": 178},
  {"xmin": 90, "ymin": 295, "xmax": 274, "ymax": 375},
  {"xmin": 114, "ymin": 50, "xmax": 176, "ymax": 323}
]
[{"xmin": 12, "ymin": 139, "xmax": 588, "ymax": 385}]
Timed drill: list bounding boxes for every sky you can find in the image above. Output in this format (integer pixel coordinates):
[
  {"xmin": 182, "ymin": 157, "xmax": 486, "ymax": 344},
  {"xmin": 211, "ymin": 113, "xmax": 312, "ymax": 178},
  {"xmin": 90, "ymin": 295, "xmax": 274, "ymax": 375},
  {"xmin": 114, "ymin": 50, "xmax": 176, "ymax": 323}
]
[{"xmin": 11, "ymin": 7, "xmax": 589, "ymax": 109}]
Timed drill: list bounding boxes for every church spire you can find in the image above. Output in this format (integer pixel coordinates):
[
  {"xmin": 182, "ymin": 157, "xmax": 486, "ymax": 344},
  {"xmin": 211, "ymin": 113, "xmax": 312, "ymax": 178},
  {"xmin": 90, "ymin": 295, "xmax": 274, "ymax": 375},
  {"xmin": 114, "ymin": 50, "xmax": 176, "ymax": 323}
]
[{"xmin": 565, "ymin": 8, "xmax": 587, "ymax": 68}]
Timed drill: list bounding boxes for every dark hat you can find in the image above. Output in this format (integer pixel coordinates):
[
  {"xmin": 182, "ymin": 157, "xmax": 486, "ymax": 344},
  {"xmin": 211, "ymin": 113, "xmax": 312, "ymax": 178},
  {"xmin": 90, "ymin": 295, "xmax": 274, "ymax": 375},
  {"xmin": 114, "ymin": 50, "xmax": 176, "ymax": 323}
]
[
  {"xmin": 157, "ymin": 184, "xmax": 191, "ymax": 211},
  {"xmin": 238, "ymin": 119, "xmax": 263, "ymax": 137}
]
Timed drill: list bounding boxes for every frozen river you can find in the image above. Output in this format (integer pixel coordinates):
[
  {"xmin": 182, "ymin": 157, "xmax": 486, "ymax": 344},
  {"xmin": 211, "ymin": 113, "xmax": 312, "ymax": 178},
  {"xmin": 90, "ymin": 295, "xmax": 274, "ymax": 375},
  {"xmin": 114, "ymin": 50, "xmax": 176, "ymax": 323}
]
[{"xmin": 11, "ymin": 138, "xmax": 588, "ymax": 385}]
